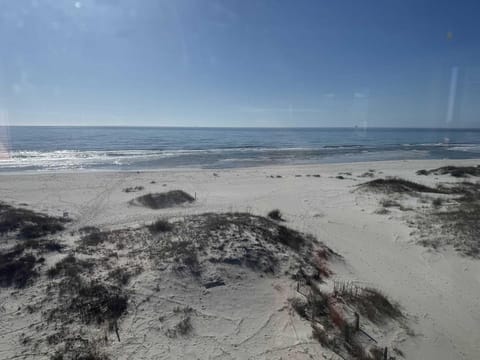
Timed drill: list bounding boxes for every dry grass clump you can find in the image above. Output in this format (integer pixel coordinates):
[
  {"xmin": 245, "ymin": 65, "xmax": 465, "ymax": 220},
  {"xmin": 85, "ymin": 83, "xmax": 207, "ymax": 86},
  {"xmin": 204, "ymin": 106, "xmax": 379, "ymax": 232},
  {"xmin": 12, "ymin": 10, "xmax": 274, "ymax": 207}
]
[
  {"xmin": 157, "ymin": 239, "xmax": 200, "ymax": 276},
  {"xmin": 130, "ymin": 190, "xmax": 194, "ymax": 209},
  {"xmin": 148, "ymin": 219, "xmax": 173, "ymax": 233},
  {"xmin": 166, "ymin": 315, "xmax": 193, "ymax": 338},
  {"xmin": 380, "ymin": 199, "xmax": 402, "ymax": 208},
  {"xmin": 267, "ymin": 209, "xmax": 285, "ymax": 221},
  {"xmin": 275, "ymin": 225, "xmax": 306, "ymax": 251},
  {"xmin": 374, "ymin": 207, "xmax": 390, "ymax": 215},
  {"xmin": 411, "ymin": 182, "xmax": 480, "ymax": 257},
  {"xmin": 289, "ymin": 297, "xmax": 308, "ymax": 319},
  {"xmin": 0, "ymin": 248, "xmax": 39, "ymax": 288},
  {"xmin": 47, "ymin": 255, "xmax": 128, "ymax": 326},
  {"xmin": 417, "ymin": 165, "xmax": 480, "ymax": 177},
  {"xmin": 434, "ymin": 202, "xmax": 480, "ymax": 257},
  {"xmin": 359, "ymin": 170, "xmax": 375, "ymax": 178},
  {"xmin": 68, "ymin": 280, "xmax": 128, "ymax": 325},
  {"xmin": 358, "ymin": 178, "xmax": 444, "ymax": 194},
  {"xmin": 78, "ymin": 226, "xmax": 100, "ymax": 234},
  {"xmin": 432, "ymin": 197, "xmax": 443, "ymax": 208},
  {"xmin": 344, "ymin": 288, "xmax": 402, "ymax": 324},
  {"xmin": 14, "ymin": 238, "xmax": 64, "ymax": 253},
  {"xmin": 47, "ymin": 254, "xmax": 95, "ymax": 280},
  {"xmin": 107, "ymin": 267, "xmax": 132, "ymax": 286},
  {"xmin": 50, "ymin": 339, "xmax": 109, "ymax": 360},
  {"xmin": 175, "ymin": 316, "xmax": 192, "ymax": 335},
  {"xmin": 122, "ymin": 186, "xmax": 144, "ymax": 193},
  {"xmin": 0, "ymin": 202, "xmax": 67, "ymax": 239},
  {"xmin": 173, "ymin": 305, "xmax": 194, "ymax": 314},
  {"xmin": 79, "ymin": 230, "xmax": 110, "ymax": 247},
  {"xmin": 290, "ymin": 281, "xmax": 403, "ymax": 359}
]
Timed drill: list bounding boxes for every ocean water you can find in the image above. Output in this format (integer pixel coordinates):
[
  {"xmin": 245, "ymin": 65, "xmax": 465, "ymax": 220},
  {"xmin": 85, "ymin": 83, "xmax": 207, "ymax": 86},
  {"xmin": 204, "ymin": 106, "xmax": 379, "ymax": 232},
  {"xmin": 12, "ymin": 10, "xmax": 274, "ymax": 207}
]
[{"xmin": 1, "ymin": 126, "xmax": 480, "ymax": 172}]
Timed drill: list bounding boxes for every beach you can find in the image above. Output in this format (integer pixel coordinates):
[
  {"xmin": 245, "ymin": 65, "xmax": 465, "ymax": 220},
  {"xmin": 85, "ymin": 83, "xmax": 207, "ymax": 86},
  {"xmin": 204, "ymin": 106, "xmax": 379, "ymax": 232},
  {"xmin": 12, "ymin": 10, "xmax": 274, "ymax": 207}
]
[{"xmin": 1, "ymin": 159, "xmax": 480, "ymax": 359}]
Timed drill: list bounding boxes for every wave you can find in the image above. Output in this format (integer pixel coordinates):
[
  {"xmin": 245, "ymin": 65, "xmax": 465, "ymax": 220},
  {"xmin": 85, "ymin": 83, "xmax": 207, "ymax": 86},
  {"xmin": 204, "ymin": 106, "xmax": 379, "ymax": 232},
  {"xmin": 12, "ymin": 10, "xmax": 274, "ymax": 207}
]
[
  {"xmin": 447, "ymin": 144, "xmax": 480, "ymax": 153},
  {"xmin": 0, "ymin": 143, "xmax": 478, "ymax": 171}
]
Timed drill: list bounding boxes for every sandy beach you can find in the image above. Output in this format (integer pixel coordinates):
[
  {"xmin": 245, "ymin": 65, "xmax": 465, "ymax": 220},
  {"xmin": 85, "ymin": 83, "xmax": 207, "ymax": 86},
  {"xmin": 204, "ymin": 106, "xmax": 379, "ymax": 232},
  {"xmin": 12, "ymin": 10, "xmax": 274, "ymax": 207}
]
[{"xmin": 1, "ymin": 159, "xmax": 480, "ymax": 360}]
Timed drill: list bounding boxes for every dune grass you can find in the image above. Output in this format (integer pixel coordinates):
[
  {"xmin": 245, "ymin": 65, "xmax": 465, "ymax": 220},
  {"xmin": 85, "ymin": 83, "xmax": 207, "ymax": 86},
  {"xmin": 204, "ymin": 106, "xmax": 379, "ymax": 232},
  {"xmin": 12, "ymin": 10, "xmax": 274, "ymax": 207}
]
[
  {"xmin": 0, "ymin": 202, "xmax": 67, "ymax": 239},
  {"xmin": 358, "ymin": 178, "xmax": 445, "ymax": 194},
  {"xmin": 417, "ymin": 165, "xmax": 480, "ymax": 177},
  {"xmin": 0, "ymin": 249, "xmax": 39, "ymax": 288},
  {"xmin": 267, "ymin": 209, "xmax": 284, "ymax": 221}
]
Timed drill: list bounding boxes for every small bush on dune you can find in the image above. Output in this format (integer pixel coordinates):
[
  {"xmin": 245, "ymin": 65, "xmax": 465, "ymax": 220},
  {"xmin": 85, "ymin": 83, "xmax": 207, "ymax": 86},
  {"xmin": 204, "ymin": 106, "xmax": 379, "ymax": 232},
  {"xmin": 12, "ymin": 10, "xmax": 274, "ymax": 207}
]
[
  {"xmin": 267, "ymin": 209, "xmax": 284, "ymax": 221},
  {"xmin": 107, "ymin": 268, "xmax": 132, "ymax": 286},
  {"xmin": 275, "ymin": 225, "xmax": 305, "ymax": 251},
  {"xmin": 79, "ymin": 230, "xmax": 109, "ymax": 247},
  {"xmin": 167, "ymin": 315, "xmax": 193, "ymax": 337},
  {"xmin": 380, "ymin": 199, "xmax": 401, "ymax": 208},
  {"xmin": 19, "ymin": 221, "xmax": 65, "ymax": 239},
  {"xmin": 70, "ymin": 280, "xmax": 128, "ymax": 325},
  {"xmin": 123, "ymin": 186, "xmax": 144, "ymax": 193},
  {"xmin": 0, "ymin": 202, "xmax": 67, "ymax": 238},
  {"xmin": 17, "ymin": 239, "xmax": 64, "ymax": 253},
  {"xmin": 79, "ymin": 226, "xmax": 100, "ymax": 234},
  {"xmin": 432, "ymin": 197, "xmax": 443, "ymax": 208},
  {"xmin": 47, "ymin": 254, "xmax": 95, "ymax": 279},
  {"xmin": 148, "ymin": 219, "xmax": 173, "ymax": 233},
  {"xmin": 346, "ymin": 287, "xmax": 402, "ymax": 323},
  {"xmin": 157, "ymin": 240, "xmax": 201, "ymax": 276},
  {"xmin": 50, "ymin": 340, "xmax": 110, "ymax": 360},
  {"xmin": 175, "ymin": 316, "xmax": 192, "ymax": 335},
  {"xmin": 0, "ymin": 249, "xmax": 38, "ymax": 288},
  {"xmin": 289, "ymin": 297, "xmax": 308, "ymax": 319},
  {"xmin": 173, "ymin": 305, "xmax": 194, "ymax": 314}
]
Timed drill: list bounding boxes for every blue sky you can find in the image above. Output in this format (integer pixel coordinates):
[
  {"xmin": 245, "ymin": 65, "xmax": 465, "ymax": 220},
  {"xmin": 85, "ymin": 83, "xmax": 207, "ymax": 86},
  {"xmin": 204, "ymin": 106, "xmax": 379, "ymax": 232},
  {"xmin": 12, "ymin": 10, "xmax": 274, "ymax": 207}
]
[{"xmin": 1, "ymin": 0, "xmax": 480, "ymax": 127}]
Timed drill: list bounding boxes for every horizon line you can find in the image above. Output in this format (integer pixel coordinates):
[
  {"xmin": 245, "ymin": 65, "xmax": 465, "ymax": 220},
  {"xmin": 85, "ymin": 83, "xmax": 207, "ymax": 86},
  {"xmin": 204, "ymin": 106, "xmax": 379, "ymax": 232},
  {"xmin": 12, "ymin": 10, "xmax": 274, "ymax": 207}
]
[{"xmin": 4, "ymin": 125, "xmax": 480, "ymax": 130}]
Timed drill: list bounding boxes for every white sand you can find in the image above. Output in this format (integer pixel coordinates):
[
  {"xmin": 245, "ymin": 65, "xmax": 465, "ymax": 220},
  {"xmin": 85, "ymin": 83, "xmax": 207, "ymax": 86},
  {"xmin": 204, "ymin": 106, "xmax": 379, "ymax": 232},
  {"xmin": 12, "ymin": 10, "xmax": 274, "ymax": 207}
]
[{"xmin": 1, "ymin": 159, "xmax": 479, "ymax": 359}]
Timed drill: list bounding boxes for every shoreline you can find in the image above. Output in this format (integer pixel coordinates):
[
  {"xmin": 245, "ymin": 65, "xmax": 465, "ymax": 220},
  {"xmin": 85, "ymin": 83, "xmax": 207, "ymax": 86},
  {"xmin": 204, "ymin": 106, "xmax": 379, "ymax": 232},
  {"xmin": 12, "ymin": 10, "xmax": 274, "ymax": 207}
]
[{"xmin": 0, "ymin": 157, "xmax": 479, "ymax": 177}]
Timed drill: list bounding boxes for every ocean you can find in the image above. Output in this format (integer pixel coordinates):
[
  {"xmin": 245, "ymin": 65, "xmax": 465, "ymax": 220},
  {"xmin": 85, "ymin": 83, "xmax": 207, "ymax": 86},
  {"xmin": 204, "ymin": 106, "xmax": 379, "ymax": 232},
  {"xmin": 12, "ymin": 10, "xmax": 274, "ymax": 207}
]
[{"xmin": 1, "ymin": 126, "xmax": 480, "ymax": 172}]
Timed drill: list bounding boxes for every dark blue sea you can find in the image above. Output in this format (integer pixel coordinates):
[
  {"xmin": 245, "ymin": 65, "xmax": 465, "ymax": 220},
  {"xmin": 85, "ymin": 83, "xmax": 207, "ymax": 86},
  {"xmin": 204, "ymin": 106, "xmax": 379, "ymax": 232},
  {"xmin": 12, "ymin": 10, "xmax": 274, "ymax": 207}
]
[{"xmin": 1, "ymin": 126, "xmax": 480, "ymax": 172}]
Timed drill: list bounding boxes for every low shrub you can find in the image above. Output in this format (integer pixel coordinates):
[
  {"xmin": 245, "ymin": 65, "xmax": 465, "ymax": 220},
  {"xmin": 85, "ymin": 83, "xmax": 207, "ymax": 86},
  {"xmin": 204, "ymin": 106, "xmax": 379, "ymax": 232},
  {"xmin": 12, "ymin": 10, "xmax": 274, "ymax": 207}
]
[
  {"xmin": 47, "ymin": 254, "xmax": 95, "ymax": 279},
  {"xmin": 347, "ymin": 287, "xmax": 402, "ymax": 323},
  {"xmin": 267, "ymin": 209, "xmax": 284, "ymax": 221},
  {"xmin": 0, "ymin": 249, "xmax": 38, "ymax": 288},
  {"xmin": 148, "ymin": 219, "xmax": 173, "ymax": 233},
  {"xmin": 69, "ymin": 280, "xmax": 128, "ymax": 325},
  {"xmin": 0, "ymin": 202, "xmax": 67, "ymax": 238}
]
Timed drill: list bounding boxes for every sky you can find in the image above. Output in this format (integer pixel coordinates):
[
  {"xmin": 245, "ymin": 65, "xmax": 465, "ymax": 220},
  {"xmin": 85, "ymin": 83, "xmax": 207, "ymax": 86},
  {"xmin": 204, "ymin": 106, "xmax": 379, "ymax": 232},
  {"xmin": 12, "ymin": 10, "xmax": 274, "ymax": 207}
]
[{"xmin": 1, "ymin": 0, "xmax": 480, "ymax": 128}]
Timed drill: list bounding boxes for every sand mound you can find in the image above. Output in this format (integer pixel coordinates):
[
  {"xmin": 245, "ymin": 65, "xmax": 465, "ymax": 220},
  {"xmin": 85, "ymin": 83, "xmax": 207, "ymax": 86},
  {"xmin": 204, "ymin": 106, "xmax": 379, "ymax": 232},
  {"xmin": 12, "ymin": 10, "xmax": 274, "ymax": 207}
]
[
  {"xmin": 358, "ymin": 178, "xmax": 444, "ymax": 194},
  {"xmin": 148, "ymin": 212, "xmax": 325, "ymax": 276},
  {"xmin": 130, "ymin": 190, "xmax": 195, "ymax": 209},
  {"xmin": 417, "ymin": 165, "xmax": 480, "ymax": 177},
  {"xmin": 0, "ymin": 211, "xmax": 408, "ymax": 360}
]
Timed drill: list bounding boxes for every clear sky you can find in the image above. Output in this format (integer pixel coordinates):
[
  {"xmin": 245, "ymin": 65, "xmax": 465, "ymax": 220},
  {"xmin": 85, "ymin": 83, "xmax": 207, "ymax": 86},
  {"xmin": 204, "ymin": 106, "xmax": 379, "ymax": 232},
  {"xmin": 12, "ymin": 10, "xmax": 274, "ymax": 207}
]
[{"xmin": 1, "ymin": 0, "xmax": 480, "ymax": 127}]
